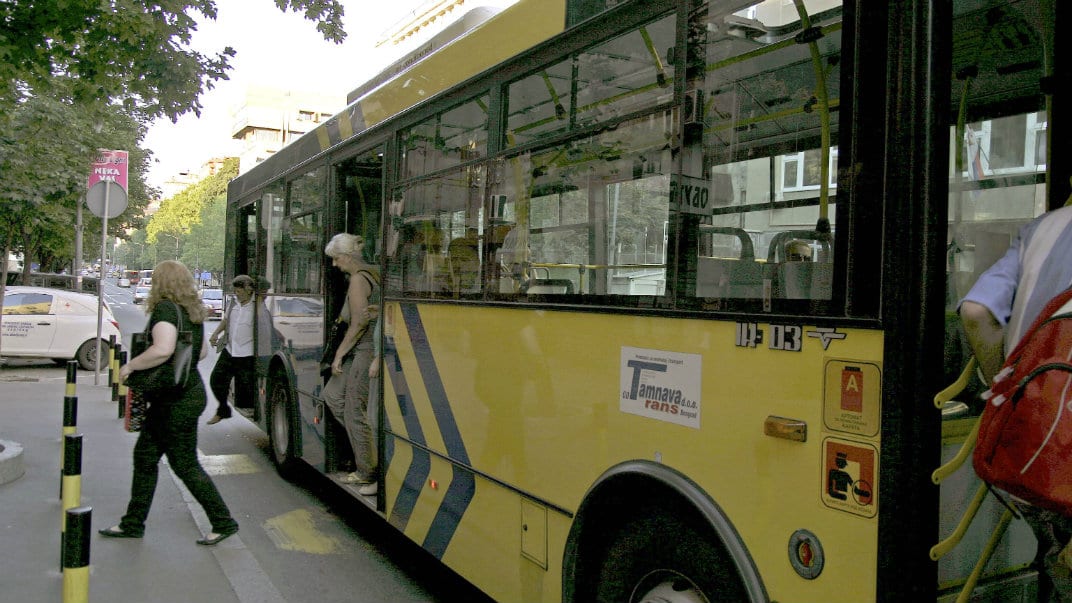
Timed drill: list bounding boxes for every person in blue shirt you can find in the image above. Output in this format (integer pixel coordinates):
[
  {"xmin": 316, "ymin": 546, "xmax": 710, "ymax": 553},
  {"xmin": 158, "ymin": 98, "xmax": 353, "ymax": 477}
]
[{"xmin": 960, "ymin": 204, "xmax": 1072, "ymax": 602}]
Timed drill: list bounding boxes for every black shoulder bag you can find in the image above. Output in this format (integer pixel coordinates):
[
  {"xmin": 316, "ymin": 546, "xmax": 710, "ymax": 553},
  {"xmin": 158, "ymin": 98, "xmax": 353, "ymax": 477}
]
[{"xmin": 125, "ymin": 301, "xmax": 195, "ymax": 394}]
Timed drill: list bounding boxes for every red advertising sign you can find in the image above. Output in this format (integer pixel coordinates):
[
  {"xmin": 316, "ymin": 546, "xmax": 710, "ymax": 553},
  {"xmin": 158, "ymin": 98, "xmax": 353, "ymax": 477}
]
[{"xmin": 87, "ymin": 149, "xmax": 128, "ymax": 192}]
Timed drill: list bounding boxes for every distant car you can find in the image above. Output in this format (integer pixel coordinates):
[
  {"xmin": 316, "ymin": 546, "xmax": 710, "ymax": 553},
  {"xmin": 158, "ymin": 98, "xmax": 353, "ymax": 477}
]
[
  {"xmin": 118, "ymin": 278, "xmax": 131, "ymax": 288},
  {"xmin": 1, "ymin": 286, "xmax": 122, "ymax": 370},
  {"xmin": 200, "ymin": 288, "xmax": 224, "ymax": 318},
  {"xmin": 133, "ymin": 285, "xmax": 151, "ymax": 304}
]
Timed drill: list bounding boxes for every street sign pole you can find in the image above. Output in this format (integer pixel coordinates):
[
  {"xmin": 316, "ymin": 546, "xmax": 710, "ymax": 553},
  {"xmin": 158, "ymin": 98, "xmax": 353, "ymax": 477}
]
[
  {"xmin": 93, "ymin": 182, "xmax": 111, "ymax": 386},
  {"xmin": 86, "ymin": 149, "xmax": 129, "ymax": 387}
]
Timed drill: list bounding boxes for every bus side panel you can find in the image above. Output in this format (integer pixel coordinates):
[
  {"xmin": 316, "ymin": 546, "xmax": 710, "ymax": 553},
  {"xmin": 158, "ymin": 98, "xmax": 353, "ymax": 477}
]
[
  {"xmin": 380, "ymin": 432, "xmax": 568, "ymax": 603},
  {"xmin": 382, "ymin": 301, "xmax": 885, "ymax": 602}
]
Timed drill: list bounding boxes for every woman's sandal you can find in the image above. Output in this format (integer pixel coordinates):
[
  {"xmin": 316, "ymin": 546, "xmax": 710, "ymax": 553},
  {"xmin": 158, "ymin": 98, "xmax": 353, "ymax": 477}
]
[
  {"xmin": 98, "ymin": 526, "xmax": 142, "ymax": 539},
  {"xmin": 197, "ymin": 527, "xmax": 238, "ymax": 546}
]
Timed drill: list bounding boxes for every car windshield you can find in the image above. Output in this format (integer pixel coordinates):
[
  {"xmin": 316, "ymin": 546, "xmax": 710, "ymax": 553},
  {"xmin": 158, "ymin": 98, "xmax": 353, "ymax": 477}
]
[{"xmin": 201, "ymin": 289, "xmax": 223, "ymax": 300}]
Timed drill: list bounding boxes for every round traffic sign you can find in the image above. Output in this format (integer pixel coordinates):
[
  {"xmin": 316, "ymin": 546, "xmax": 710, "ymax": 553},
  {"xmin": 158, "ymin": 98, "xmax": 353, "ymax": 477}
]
[{"xmin": 85, "ymin": 180, "xmax": 128, "ymax": 218}]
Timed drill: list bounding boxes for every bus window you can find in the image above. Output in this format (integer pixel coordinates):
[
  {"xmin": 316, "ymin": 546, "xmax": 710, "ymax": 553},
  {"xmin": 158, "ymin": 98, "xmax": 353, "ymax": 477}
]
[
  {"xmin": 279, "ymin": 165, "xmax": 326, "ymax": 294},
  {"xmin": 685, "ymin": 1, "xmax": 842, "ymax": 310},
  {"xmin": 389, "ymin": 95, "xmax": 488, "ymax": 299},
  {"xmin": 506, "ymin": 14, "xmax": 675, "ymax": 148},
  {"xmin": 493, "ymin": 111, "xmax": 673, "ymax": 301},
  {"xmin": 339, "ymin": 149, "xmax": 385, "ymax": 266},
  {"xmin": 403, "ymin": 95, "xmax": 489, "ymax": 179},
  {"xmin": 386, "ymin": 166, "xmax": 485, "ymax": 299}
]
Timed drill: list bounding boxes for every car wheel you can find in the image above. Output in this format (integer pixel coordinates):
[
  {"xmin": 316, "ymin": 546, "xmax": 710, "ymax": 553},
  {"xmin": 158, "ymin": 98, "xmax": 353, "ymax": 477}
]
[{"xmin": 76, "ymin": 339, "xmax": 108, "ymax": 371}]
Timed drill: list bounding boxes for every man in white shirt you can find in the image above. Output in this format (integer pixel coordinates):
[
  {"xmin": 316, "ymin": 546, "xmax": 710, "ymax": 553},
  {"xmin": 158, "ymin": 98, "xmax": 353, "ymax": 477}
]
[{"xmin": 207, "ymin": 275, "xmax": 259, "ymax": 425}]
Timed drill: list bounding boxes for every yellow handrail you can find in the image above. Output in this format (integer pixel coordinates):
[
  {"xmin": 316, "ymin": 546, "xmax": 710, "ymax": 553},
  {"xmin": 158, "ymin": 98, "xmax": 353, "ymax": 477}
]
[
  {"xmin": 932, "ymin": 420, "xmax": 979, "ymax": 485},
  {"xmin": 954, "ymin": 509, "xmax": 1015, "ymax": 603},
  {"xmin": 934, "ymin": 357, "xmax": 978, "ymax": 409},
  {"xmin": 931, "ymin": 482, "xmax": 989, "ymax": 560}
]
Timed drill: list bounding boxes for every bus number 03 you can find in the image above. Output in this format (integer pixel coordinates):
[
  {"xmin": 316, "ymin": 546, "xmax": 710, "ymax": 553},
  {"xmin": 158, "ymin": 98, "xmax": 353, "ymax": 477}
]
[{"xmin": 770, "ymin": 324, "xmax": 803, "ymax": 352}]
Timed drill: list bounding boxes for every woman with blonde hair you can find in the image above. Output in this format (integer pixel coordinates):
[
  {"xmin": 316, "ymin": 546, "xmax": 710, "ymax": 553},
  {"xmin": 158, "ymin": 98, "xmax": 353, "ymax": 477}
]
[
  {"xmin": 323, "ymin": 233, "xmax": 381, "ymax": 495},
  {"xmin": 101, "ymin": 260, "xmax": 239, "ymax": 545}
]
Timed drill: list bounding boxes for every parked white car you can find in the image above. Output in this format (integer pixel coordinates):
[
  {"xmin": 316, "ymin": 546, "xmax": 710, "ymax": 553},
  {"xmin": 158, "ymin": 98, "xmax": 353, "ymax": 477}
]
[{"xmin": 1, "ymin": 286, "xmax": 122, "ymax": 370}]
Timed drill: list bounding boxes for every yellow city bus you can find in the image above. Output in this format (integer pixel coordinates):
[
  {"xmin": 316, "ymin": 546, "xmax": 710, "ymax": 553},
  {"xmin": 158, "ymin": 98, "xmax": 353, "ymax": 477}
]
[{"xmin": 224, "ymin": 1, "xmax": 1069, "ymax": 601}]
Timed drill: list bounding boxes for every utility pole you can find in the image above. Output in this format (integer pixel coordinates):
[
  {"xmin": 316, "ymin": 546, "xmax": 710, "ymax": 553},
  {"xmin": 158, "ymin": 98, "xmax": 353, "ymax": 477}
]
[{"xmin": 74, "ymin": 197, "xmax": 84, "ymax": 290}]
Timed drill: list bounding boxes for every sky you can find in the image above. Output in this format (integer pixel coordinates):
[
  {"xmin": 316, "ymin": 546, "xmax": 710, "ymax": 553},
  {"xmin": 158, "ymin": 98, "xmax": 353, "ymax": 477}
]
[{"xmin": 142, "ymin": 0, "xmax": 517, "ymax": 192}]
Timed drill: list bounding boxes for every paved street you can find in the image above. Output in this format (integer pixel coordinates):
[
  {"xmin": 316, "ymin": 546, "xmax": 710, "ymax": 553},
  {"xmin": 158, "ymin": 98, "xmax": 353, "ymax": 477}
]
[{"xmin": 0, "ymin": 354, "xmax": 491, "ymax": 603}]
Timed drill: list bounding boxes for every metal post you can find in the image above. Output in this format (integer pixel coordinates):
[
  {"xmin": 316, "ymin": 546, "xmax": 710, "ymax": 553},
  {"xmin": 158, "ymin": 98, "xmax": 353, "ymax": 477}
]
[
  {"xmin": 93, "ymin": 182, "xmax": 110, "ymax": 386},
  {"xmin": 106, "ymin": 335, "xmax": 116, "ymax": 387},
  {"xmin": 60, "ymin": 434, "xmax": 83, "ymax": 571},
  {"xmin": 60, "ymin": 361, "xmax": 77, "ymax": 500},
  {"xmin": 117, "ymin": 351, "xmax": 128, "ymax": 419},
  {"xmin": 62, "ymin": 506, "xmax": 92, "ymax": 603}
]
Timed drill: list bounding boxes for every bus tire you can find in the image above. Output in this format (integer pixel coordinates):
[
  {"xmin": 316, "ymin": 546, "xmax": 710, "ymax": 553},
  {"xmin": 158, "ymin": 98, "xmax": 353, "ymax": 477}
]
[
  {"xmin": 267, "ymin": 372, "xmax": 300, "ymax": 478},
  {"xmin": 591, "ymin": 512, "xmax": 747, "ymax": 603}
]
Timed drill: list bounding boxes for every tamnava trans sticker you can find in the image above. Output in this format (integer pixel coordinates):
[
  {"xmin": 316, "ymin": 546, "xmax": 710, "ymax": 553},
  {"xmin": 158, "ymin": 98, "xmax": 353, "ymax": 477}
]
[{"xmin": 620, "ymin": 347, "xmax": 702, "ymax": 429}]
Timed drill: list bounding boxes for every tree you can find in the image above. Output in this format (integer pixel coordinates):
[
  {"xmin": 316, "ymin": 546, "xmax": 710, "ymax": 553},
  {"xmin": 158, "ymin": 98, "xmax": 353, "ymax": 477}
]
[
  {"xmin": 182, "ymin": 196, "xmax": 227, "ymax": 274},
  {"xmin": 0, "ymin": 82, "xmax": 153, "ymax": 282},
  {"xmin": 0, "ymin": 1, "xmax": 345, "ymax": 123},
  {"xmin": 146, "ymin": 158, "xmax": 238, "ymax": 269}
]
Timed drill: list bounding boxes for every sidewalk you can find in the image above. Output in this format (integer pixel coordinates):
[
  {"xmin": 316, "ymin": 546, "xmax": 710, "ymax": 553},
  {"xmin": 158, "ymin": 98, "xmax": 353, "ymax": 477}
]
[{"xmin": 0, "ymin": 367, "xmax": 242, "ymax": 603}]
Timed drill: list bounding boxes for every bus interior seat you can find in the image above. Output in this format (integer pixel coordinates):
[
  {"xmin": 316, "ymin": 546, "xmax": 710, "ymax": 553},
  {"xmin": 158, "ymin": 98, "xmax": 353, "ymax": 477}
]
[
  {"xmin": 520, "ymin": 279, "xmax": 575, "ymax": 295},
  {"xmin": 766, "ymin": 229, "xmax": 834, "ymax": 300},
  {"xmin": 696, "ymin": 226, "xmax": 763, "ymax": 298},
  {"xmin": 779, "ymin": 262, "xmax": 833, "ymax": 299},
  {"xmin": 447, "ymin": 236, "xmax": 481, "ymax": 294}
]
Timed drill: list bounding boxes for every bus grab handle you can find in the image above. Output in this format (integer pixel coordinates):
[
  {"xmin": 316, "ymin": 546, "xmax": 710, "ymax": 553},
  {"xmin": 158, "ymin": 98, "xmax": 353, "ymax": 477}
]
[
  {"xmin": 934, "ymin": 357, "xmax": 978, "ymax": 409},
  {"xmin": 931, "ymin": 420, "xmax": 979, "ymax": 485},
  {"xmin": 930, "ymin": 482, "xmax": 988, "ymax": 560},
  {"xmin": 954, "ymin": 509, "xmax": 1014, "ymax": 603}
]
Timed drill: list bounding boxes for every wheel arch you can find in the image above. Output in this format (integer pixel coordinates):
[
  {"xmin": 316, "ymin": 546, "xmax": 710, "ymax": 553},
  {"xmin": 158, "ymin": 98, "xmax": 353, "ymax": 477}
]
[{"xmin": 562, "ymin": 460, "xmax": 768, "ymax": 603}]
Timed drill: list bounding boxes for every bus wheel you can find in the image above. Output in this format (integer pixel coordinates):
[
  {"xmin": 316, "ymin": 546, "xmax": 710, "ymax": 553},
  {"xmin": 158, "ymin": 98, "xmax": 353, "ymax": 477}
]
[
  {"xmin": 592, "ymin": 513, "xmax": 744, "ymax": 603},
  {"xmin": 267, "ymin": 373, "xmax": 299, "ymax": 477}
]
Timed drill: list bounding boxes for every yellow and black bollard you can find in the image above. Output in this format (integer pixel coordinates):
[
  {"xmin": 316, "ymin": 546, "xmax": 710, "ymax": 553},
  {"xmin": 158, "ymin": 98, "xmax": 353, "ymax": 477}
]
[
  {"xmin": 106, "ymin": 335, "xmax": 116, "ymax": 388},
  {"xmin": 110, "ymin": 341, "xmax": 123, "ymax": 406},
  {"xmin": 60, "ymin": 433, "xmax": 83, "ymax": 571},
  {"xmin": 60, "ymin": 361, "xmax": 78, "ymax": 500},
  {"xmin": 117, "ymin": 350, "xmax": 128, "ymax": 419},
  {"xmin": 62, "ymin": 506, "xmax": 92, "ymax": 603}
]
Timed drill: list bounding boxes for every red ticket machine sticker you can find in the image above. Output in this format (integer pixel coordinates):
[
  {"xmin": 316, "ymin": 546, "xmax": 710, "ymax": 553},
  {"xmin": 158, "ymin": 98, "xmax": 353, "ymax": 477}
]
[{"xmin": 824, "ymin": 360, "xmax": 881, "ymax": 436}]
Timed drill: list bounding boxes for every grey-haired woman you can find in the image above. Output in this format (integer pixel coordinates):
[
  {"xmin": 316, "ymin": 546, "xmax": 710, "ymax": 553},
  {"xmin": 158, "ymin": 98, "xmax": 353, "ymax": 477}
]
[{"xmin": 323, "ymin": 233, "xmax": 380, "ymax": 495}]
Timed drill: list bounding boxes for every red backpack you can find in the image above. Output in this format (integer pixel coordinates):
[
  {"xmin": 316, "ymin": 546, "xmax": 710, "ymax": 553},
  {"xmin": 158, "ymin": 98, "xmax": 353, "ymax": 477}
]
[{"xmin": 973, "ymin": 287, "xmax": 1072, "ymax": 515}]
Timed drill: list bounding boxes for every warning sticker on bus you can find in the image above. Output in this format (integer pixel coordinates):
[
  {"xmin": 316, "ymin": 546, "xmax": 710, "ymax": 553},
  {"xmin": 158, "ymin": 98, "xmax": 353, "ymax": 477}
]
[
  {"xmin": 821, "ymin": 438, "xmax": 877, "ymax": 518},
  {"xmin": 619, "ymin": 347, "xmax": 702, "ymax": 429}
]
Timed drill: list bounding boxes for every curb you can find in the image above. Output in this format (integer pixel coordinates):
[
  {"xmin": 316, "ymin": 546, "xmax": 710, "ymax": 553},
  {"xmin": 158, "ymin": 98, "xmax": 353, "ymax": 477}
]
[{"xmin": 0, "ymin": 439, "xmax": 25, "ymax": 485}]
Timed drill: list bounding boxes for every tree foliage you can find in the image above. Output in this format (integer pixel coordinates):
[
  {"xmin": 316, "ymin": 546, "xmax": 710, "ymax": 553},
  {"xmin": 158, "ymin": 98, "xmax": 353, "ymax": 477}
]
[
  {"xmin": 0, "ymin": 81, "xmax": 153, "ymax": 278},
  {"xmin": 0, "ymin": 1, "xmax": 347, "ymax": 278},
  {"xmin": 116, "ymin": 158, "xmax": 237, "ymax": 272},
  {"xmin": 0, "ymin": 0, "xmax": 346, "ymax": 122}
]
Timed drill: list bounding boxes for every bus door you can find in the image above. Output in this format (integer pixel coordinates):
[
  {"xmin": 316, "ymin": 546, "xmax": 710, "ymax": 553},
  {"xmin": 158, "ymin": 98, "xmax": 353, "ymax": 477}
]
[
  {"xmin": 309, "ymin": 148, "xmax": 385, "ymax": 472},
  {"xmin": 935, "ymin": 1, "xmax": 1058, "ymax": 600}
]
